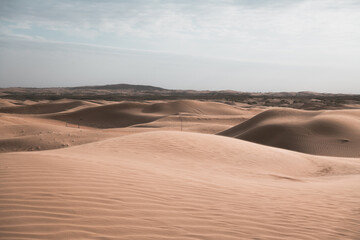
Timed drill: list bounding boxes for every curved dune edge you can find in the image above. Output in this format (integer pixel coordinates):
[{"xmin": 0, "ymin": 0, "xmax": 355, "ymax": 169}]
[
  {"xmin": 219, "ymin": 108, "xmax": 360, "ymax": 157},
  {"xmin": 1, "ymin": 131, "xmax": 360, "ymax": 239}
]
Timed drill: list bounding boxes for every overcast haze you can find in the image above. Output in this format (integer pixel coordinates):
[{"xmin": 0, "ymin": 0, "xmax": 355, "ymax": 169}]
[{"xmin": 0, "ymin": 0, "xmax": 359, "ymax": 93}]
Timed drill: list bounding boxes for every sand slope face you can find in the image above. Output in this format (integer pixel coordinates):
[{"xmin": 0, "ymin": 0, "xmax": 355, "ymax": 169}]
[
  {"xmin": 219, "ymin": 108, "xmax": 360, "ymax": 157},
  {"xmin": 1, "ymin": 131, "xmax": 360, "ymax": 239}
]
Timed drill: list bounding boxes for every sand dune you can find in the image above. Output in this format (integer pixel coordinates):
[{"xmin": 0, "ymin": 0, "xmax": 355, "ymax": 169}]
[
  {"xmin": 45, "ymin": 102, "xmax": 163, "ymax": 128},
  {"xmin": 0, "ymin": 113, "xmax": 135, "ymax": 153},
  {"xmin": 0, "ymin": 100, "xmax": 95, "ymax": 114},
  {"xmin": 44, "ymin": 100, "xmax": 246, "ymax": 129},
  {"xmin": 219, "ymin": 108, "xmax": 360, "ymax": 157},
  {"xmin": 1, "ymin": 131, "xmax": 359, "ymax": 239},
  {"xmin": 131, "ymin": 109, "xmax": 260, "ymax": 134},
  {"xmin": 142, "ymin": 100, "xmax": 242, "ymax": 115},
  {"xmin": 0, "ymin": 99, "xmax": 17, "ymax": 108},
  {"xmin": 0, "ymin": 99, "xmax": 256, "ymax": 152}
]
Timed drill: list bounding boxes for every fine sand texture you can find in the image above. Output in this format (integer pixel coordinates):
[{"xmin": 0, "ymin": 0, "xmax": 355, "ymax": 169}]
[{"xmin": 1, "ymin": 99, "xmax": 360, "ymax": 239}]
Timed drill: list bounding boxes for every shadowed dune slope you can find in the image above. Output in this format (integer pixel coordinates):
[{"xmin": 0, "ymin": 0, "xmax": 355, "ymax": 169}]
[
  {"xmin": 45, "ymin": 100, "xmax": 243, "ymax": 128},
  {"xmin": 1, "ymin": 131, "xmax": 360, "ymax": 239},
  {"xmin": 219, "ymin": 108, "xmax": 360, "ymax": 157}
]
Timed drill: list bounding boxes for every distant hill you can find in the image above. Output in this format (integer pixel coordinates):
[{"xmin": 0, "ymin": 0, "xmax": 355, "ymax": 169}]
[{"xmin": 70, "ymin": 84, "xmax": 165, "ymax": 91}]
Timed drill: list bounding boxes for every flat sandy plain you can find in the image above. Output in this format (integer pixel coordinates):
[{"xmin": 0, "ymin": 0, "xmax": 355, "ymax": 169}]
[{"xmin": 1, "ymin": 98, "xmax": 360, "ymax": 239}]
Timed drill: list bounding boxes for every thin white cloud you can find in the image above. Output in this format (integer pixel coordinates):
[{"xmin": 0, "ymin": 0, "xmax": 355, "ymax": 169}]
[{"xmin": 0, "ymin": 0, "xmax": 359, "ymax": 92}]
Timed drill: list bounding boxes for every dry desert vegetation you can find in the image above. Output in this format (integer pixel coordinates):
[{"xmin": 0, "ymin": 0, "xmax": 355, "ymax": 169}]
[{"xmin": 1, "ymin": 90, "xmax": 360, "ymax": 239}]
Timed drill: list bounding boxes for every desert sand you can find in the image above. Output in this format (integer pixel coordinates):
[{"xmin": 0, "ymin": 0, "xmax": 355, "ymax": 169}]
[{"xmin": 1, "ymin": 99, "xmax": 359, "ymax": 239}]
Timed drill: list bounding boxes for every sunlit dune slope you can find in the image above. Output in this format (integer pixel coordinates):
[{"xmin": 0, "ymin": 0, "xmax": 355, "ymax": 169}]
[
  {"xmin": 219, "ymin": 108, "xmax": 360, "ymax": 157},
  {"xmin": 1, "ymin": 131, "xmax": 359, "ymax": 239}
]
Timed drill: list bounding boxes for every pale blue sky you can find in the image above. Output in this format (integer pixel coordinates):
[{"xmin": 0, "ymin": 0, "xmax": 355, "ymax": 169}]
[{"xmin": 0, "ymin": 0, "xmax": 359, "ymax": 93}]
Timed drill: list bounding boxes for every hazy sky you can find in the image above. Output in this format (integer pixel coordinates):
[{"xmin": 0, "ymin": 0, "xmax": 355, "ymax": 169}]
[{"xmin": 0, "ymin": 0, "xmax": 359, "ymax": 93}]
